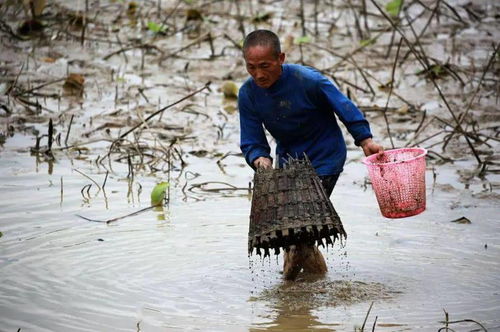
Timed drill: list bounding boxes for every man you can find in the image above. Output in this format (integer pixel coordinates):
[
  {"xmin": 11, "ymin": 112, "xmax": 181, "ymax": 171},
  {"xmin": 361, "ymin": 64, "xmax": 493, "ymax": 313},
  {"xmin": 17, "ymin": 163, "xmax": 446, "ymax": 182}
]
[{"xmin": 238, "ymin": 30, "xmax": 383, "ymax": 280}]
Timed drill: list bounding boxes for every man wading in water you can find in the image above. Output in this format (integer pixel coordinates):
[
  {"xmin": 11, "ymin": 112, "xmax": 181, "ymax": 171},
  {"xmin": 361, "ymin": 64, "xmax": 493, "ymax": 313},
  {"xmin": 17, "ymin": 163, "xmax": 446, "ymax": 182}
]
[{"xmin": 238, "ymin": 30, "xmax": 383, "ymax": 280}]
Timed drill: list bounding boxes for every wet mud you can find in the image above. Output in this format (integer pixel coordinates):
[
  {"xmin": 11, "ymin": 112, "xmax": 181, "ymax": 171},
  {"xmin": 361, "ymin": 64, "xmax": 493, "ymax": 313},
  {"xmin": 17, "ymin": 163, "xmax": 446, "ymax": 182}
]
[{"xmin": 255, "ymin": 278, "xmax": 395, "ymax": 309}]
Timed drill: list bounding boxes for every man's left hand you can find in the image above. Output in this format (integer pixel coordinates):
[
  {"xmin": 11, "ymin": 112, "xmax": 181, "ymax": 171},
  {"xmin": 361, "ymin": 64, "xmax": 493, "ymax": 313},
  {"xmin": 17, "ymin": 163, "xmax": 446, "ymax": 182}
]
[{"xmin": 360, "ymin": 138, "xmax": 384, "ymax": 157}]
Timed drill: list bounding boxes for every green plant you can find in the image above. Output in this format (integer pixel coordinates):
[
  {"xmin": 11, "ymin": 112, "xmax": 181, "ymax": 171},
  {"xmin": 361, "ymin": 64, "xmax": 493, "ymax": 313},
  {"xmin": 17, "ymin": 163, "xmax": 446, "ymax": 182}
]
[
  {"xmin": 151, "ymin": 182, "xmax": 169, "ymax": 206},
  {"xmin": 386, "ymin": 0, "xmax": 402, "ymax": 17}
]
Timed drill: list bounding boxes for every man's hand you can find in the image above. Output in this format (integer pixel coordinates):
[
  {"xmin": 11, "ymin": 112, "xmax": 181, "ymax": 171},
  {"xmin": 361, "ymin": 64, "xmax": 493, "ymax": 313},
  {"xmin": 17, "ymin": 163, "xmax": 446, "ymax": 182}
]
[
  {"xmin": 360, "ymin": 138, "xmax": 384, "ymax": 157},
  {"xmin": 253, "ymin": 156, "xmax": 272, "ymax": 169}
]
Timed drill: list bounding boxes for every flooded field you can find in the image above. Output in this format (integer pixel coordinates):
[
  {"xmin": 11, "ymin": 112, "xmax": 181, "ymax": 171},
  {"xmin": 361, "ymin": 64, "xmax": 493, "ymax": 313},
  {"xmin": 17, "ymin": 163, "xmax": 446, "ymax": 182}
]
[{"xmin": 1, "ymin": 0, "xmax": 499, "ymax": 331}]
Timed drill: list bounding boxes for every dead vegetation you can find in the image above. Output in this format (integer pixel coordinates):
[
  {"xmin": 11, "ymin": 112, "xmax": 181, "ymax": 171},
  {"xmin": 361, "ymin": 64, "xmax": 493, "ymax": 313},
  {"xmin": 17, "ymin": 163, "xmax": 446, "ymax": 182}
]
[{"xmin": 1, "ymin": 0, "xmax": 498, "ymax": 192}]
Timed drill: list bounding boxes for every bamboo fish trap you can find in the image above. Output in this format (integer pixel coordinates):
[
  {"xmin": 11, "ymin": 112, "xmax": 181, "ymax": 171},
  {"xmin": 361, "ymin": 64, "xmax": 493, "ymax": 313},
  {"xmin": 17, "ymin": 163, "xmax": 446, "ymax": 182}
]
[{"xmin": 248, "ymin": 157, "xmax": 346, "ymax": 257}]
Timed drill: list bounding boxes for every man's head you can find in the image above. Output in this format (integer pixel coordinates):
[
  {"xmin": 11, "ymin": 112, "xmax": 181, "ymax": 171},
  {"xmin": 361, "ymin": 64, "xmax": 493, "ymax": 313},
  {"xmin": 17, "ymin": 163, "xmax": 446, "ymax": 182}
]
[{"xmin": 243, "ymin": 30, "xmax": 285, "ymax": 89}]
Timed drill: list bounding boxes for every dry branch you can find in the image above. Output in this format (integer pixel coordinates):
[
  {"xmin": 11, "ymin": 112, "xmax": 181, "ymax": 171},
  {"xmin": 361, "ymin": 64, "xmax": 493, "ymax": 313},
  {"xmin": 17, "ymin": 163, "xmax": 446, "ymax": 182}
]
[{"xmin": 369, "ymin": 0, "xmax": 483, "ymax": 164}]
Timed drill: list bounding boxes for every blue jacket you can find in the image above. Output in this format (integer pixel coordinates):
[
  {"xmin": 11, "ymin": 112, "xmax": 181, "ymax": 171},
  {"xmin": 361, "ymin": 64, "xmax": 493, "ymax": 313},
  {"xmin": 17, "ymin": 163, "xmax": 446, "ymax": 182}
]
[{"xmin": 238, "ymin": 64, "xmax": 372, "ymax": 176}]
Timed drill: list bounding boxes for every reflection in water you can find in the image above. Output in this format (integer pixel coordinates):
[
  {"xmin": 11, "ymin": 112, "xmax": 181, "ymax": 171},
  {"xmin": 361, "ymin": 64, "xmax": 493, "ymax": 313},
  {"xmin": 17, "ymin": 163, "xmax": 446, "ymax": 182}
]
[
  {"xmin": 35, "ymin": 154, "xmax": 54, "ymax": 175},
  {"xmin": 250, "ymin": 276, "xmax": 336, "ymax": 331},
  {"xmin": 154, "ymin": 205, "xmax": 168, "ymax": 221},
  {"xmin": 250, "ymin": 275, "xmax": 391, "ymax": 331}
]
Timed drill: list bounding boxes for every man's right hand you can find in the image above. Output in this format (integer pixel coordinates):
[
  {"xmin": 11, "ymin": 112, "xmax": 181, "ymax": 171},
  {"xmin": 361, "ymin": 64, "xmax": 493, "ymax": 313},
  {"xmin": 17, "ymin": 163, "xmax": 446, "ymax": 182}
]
[{"xmin": 253, "ymin": 157, "xmax": 272, "ymax": 169}]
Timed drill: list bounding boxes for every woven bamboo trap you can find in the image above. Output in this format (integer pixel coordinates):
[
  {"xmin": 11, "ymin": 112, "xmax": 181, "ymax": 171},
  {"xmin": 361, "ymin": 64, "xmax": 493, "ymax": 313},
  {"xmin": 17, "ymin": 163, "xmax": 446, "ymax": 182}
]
[{"xmin": 248, "ymin": 157, "xmax": 347, "ymax": 256}]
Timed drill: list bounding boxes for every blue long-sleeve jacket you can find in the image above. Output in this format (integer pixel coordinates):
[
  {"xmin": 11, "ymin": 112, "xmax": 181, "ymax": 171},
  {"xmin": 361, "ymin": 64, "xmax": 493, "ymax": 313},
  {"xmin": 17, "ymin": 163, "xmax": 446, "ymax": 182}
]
[{"xmin": 238, "ymin": 64, "xmax": 372, "ymax": 176}]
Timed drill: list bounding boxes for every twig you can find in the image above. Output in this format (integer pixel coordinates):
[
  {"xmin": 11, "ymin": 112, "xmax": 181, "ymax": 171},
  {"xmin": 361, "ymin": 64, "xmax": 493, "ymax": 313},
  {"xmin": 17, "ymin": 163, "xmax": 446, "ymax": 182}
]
[
  {"xmin": 167, "ymin": 148, "xmax": 171, "ymax": 204},
  {"xmin": 223, "ymin": 33, "xmax": 242, "ymax": 51},
  {"xmin": 60, "ymin": 176, "xmax": 63, "ymax": 205},
  {"xmin": 400, "ymin": 0, "xmax": 441, "ymax": 65},
  {"xmin": 76, "ymin": 205, "xmax": 156, "ymax": 224},
  {"xmin": 102, "ymin": 171, "xmax": 109, "ymax": 191},
  {"xmin": 81, "ymin": 0, "xmax": 88, "ymax": 46},
  {"xmin": 427, "ymin": 150, "xmax": 454, "ymax": 163},
  {"xmin": 414, "ymin": 109, "xmax": 427, "ymax": 135},
  {"xmin": 405, "ymin": 110, "xmax": 432, "ymax": 146},
  {"xmin": 81, "ymin": 184, "xmax": 92, "ymax": 199},
  {"xmin": 360, "ymin": 301, "xmax": 374, "ymax": 331},
  {"xmin": 127, "ymin": 153, "xmax": 134, "ymax": 179},
  {"xmin": 385, "ymin": 28, "xmax": 396, "ymax": 58},
  {"xmin": 159, "ymin": 33, "xmax": 211, "ymax": 61},
  {"xmin": 333, "ymin": 75, "xmax": 371, "ymax": 94},
  {"xmin": 8, "ymin": 62, "xmax": 25, "ymax": 95},
  {"xmin": 138, "ymin": 87, "xmax": 150, "ymax": 103},
  {"xmin": 74, "ymin": 169, "xmax": 102, "ymax": 191},
  {"xmin": 308, "ymin": 42, "xmax": 381, "ymax": 97},
  {"xmin": 371, "ymin": 315, "xmax": 378, "ymax": 332},
  {"xmin": 103, "ymin": 44, "xmax": 163, "ymax": 61},
  {"xmin": 382, "ymin": 38, "xmax": 403, "ymax": 149},
  {"xmin": 311, "ymin": 29, "xmax": 389, "ymax": 72},
  {"xmin": 347, "ymin": 0, "xmax": 364, "ymax": 40},
  {"xmin": 417, "ymin": 0, "xmax": 440, "ymax": 42},
  {"xmin": 60, "ymin": 29, "xmax": 123, "ymax": 45},
  {"xmin": 117, "ymin": 82, "xmax": 211, "ymax": 140},
  {"xmin": 413, "ymin": 0, "xmax": 462, "ymax": 23},
  {"xmin": 407, "ymin": 11, "xmax": 482, "ymax": 162},
  {"xmin": 16, "ymin": 78, "xmax": 65, "ymax": 96},
  {"xmin": 115, "ymin": 34, "xmax": 128, "ymax": 63},
  {"xmin": 64, "ymin": 114, "xmax": 74, "ymax": 147},
  {"xmin": 438, "ymin": 319, "xmax": 488, "ymax": 332},
  {"xmin": 412, "ymin": 129, "xmax": 445, "ymax": 146},
  {"xmin": 369, "ymin": 0, "xmax": 482, "ymax": 164},
  {"xmin": 348, "ymin": 56, "xmax": 377, "ymax": 96},
  {"xmin": 207, "ymin": 33, "xmax": 215, "ymax": 58},
  {"xmin": 48, "ymin": 119, "xmax": 53, "ymax": 152},
  {"xmin": 299, "ymin": 0, "xmax": 306, "ymax": 37},
  {"xmin": 173, "ymin": 147, "xmax": 186, "ymax": 168},
  {"xmin": 443, "ymin": 43, "xmax": 499, "ymax": 150},
  {"xmin": 314, "ymin": 0, "xmax": 319, "ymax": 36},
  {"xmin": 188, "ymin": 181, "xmax": 248, "ymax": 192},
  {"xmin": 437, "ymin": 328, "xmax": 457, "ymax": 332},
  {"xmin": 441, "ymin": 0, "xmax": 464, "ymax": 22},
  {"xmin": 156, "ymin": 0, "xmax": 182, "ymax": 40},
  {"xmin": 234, "ymin": 0, "xmax": 245, "ymax": 40}
]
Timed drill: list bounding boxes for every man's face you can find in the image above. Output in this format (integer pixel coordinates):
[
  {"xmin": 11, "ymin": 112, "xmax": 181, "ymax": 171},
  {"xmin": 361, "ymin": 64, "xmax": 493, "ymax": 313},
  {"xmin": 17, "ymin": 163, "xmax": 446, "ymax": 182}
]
[{"xmin": 244, "ymin": 45, "xmax": 285, "ymax": 89}]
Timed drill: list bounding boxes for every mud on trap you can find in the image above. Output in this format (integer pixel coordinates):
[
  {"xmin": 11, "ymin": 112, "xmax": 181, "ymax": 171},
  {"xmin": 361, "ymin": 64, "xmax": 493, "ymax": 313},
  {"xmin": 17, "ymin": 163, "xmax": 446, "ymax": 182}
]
[{"xmin": 248, "ymin": 157, "xmax": 347, "ymax": 257}]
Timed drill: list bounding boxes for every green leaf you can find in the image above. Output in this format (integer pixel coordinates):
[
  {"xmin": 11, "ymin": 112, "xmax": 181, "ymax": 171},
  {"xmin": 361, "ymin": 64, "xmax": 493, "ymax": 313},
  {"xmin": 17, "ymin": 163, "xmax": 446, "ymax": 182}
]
[
  {"xmin": 386, "ymin": 0, "xmax": 402, "ymax": 17},
  {"xmin": 294, "ymin": 35, "xmax": 311, "ymax": 45},
  {"xmin": 151, "ymin": 182, "xmax": 169, "ymax": 206},
  {"xmin": 147, "ymin": 21, "xmax": 166, "ymax": 33},
  {"xmin": 0, "ymin": 231, "xmax": 3, "ymax": 238},
  {"xmin": 360, "ymin": 38, "xmax": 376, "ymax": 47},
  {"xmin": 431, "ymin": 65, "xmax": 444, "ymax": 76}
]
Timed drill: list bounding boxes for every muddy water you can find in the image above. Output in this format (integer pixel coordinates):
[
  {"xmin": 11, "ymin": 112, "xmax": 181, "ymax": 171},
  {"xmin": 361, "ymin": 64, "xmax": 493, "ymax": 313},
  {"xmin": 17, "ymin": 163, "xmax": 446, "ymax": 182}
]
[
  {"xmin": 1, "ymin": 139, "xmax": 499, "ymax": 331},
  {"xmin": 1, "ymin": 0, "xmax": 499, "ymax": 331}
]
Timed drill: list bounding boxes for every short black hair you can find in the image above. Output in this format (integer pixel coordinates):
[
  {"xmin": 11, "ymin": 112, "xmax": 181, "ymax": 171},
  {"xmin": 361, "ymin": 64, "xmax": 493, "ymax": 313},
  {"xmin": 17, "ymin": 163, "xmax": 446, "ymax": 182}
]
[{"xmin": 243, "ymin": 30, "xmax": 281, "ymax": 58}]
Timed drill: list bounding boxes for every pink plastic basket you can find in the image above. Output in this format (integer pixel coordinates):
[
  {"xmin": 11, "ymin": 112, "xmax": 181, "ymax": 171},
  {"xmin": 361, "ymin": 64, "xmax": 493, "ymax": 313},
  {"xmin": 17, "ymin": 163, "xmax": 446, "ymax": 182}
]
[{"xmin": 362, "ymin": 148, "xmax": 427, "ymax": 218}]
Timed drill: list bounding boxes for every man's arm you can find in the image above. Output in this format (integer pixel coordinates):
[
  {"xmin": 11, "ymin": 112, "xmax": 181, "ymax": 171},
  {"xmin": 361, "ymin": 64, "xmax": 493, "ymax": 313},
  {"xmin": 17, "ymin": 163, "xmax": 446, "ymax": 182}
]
[
  {"xmin": 316, "ymin": 75, "xmax": 383, "ymax": 155},
  {"xmin": 238, "ymin": 88, "xmax": 272, "ymax": 169}
]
